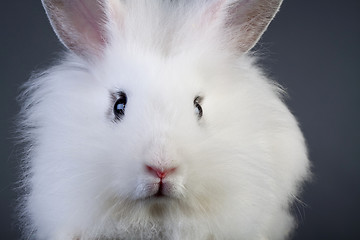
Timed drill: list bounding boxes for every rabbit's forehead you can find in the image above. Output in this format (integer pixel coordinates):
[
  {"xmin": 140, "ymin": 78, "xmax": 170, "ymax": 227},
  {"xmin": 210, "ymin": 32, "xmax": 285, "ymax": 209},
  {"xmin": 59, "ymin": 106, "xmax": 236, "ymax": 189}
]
[
  {"xmin": 103, "ymin": 51, "xmax": 204, "ymax": 98},
  {"xmin": 122, "ymin": 71, "xmax": 201, "ymax": 108}
]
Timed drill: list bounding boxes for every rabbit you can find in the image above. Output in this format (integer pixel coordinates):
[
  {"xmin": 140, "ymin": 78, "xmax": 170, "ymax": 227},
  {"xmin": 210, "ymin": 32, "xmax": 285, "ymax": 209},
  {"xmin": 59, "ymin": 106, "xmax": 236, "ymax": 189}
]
[{"xmin": 18, "ymin": 0, "xmax": 310, "ymax": 239}]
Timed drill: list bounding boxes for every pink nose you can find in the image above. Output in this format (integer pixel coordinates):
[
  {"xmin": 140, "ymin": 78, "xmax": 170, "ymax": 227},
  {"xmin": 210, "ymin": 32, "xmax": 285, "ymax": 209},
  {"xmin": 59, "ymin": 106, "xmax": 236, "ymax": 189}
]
[{"xmin": 146, "ymin": 165, "xmax": 177, "ymax": 179}]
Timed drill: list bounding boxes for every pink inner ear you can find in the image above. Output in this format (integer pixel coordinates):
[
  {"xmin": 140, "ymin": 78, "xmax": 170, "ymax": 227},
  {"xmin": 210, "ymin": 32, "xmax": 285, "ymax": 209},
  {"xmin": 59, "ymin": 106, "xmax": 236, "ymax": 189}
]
[
  {"xmin": 198, "ymin": 0, "xmax": 283, "ymax": 53},
  {"xmin": 45, "ymin": 0, "xmax": 109, "ymax": 57},
  {"xmin": 202, "ymin": 0, "xmax": 254, "ymax": 25},
  {"xmin": 227, "ymin": 0, "xmax": 259, "ymax": 25},
  {"xmin": 70, "ymin": 0, "xmax": 107, "ymax": 48},
  {"xmin": 203, "ymin": 0, "xmax": 226, "ymax": 23}
]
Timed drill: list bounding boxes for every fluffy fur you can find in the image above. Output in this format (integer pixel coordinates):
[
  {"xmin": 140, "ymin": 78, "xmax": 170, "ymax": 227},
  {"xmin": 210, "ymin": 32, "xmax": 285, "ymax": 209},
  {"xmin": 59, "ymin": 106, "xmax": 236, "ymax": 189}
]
[{"xmin": 18, "ymin": 0, "xmax": 310, "ymax": 239}]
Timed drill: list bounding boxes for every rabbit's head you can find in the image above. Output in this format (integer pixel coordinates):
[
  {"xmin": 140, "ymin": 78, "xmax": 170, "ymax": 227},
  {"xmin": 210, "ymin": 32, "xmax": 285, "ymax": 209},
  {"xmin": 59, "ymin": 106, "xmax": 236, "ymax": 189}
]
[{"xmin": 22, "ymin": 1, "xmax": 309, "ymax": 239}]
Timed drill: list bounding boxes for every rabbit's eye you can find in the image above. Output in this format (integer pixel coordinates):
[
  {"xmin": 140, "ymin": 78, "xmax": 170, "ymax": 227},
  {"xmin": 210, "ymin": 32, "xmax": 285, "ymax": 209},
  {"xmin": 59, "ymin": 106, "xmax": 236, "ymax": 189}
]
[
  {"xmin": 113, "ymin": 92, "xmax": 127, "ymax": 120},
  {"xmin": 194, "ymin": 96, "xmax": 203, "ymax": 119}
]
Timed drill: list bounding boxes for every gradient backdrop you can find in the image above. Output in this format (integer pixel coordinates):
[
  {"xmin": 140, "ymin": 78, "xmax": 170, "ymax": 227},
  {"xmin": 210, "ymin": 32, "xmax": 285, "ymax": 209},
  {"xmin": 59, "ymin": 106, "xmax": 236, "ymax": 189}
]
[{"xmin": 1, "ymin": 0, "xmax": 359, "ymax": 239}]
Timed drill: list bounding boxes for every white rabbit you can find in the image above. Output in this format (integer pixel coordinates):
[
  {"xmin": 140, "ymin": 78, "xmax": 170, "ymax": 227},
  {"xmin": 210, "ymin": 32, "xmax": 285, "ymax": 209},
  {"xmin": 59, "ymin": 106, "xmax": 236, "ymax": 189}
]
[{"xmin": 18, "ymin": 0, "xmax": 310, "ymax": 239}]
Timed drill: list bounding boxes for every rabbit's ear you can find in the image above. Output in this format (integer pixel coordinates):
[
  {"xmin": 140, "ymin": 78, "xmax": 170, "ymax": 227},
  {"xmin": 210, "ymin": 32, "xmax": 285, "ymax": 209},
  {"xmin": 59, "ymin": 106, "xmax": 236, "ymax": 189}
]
[
  {"xmin": 205, "ymin": 0, "xmax": 283, "ymax": 52},
  {"xmin": 42, "ymin": 0, "xmax": 122, "ymax": 58}
]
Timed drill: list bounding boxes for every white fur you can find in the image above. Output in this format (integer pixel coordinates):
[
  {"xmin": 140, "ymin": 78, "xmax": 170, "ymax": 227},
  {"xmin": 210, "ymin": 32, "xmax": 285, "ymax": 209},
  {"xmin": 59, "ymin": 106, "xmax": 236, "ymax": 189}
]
[{"xmin": 19, "ymin": 1, "xmax": 309, "ymax": 239}]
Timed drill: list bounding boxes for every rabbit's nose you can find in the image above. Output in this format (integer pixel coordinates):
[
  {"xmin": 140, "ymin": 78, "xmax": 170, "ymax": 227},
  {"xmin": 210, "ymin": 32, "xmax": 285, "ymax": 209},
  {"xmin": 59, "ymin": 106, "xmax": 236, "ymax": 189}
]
[{"xmin": 146, "ymin": 165, "xmax": 177, "ymax": 179}]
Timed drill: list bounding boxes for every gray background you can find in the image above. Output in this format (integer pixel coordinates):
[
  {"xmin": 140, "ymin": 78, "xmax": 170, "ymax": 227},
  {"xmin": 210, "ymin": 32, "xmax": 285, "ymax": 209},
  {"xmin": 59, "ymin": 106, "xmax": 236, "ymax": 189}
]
[{"xmin": 1, "ymin": 0, "xmax": 359, "ymax": 239}]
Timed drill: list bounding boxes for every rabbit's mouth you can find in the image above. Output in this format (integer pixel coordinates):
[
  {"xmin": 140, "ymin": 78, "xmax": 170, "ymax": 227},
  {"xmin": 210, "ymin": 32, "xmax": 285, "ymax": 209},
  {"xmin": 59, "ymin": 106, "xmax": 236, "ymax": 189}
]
[
  {"xmin": 151, "ymin": 181, "xmax": 168, "ymax": 198},
  {"xmin": 134, "ymin": 178, "xmax": 185, "ymax": 201},
  {"xmin": 149, "ymin": 181, "xmax": 182, "ymax": 199},
  {"xmin": 132, "ymin": 165, "xmax": 185, "ymax": 201}
]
